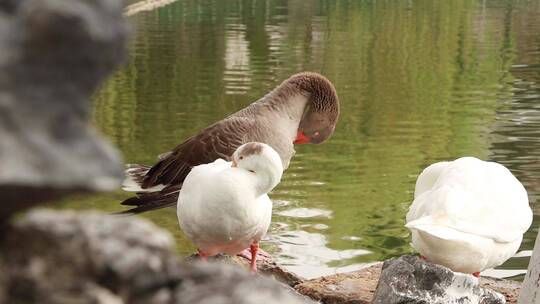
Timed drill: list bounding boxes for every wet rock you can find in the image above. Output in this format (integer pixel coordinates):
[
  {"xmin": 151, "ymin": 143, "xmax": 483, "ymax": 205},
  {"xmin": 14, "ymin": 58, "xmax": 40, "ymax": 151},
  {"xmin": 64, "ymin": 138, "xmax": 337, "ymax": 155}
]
[
  {"xmin": 295, "ymin": 263, "xmax": 382, "ymax": 304},
  {"xmin": 0, "ymin": 209, "xmax": 313, "ymax": 304},
  {"xmin": 372, "ymin": 255, "xmax": 505, "ymax": 304},
  {"xmin": 518, "ymin": 230, "xmax": 540, "ymax": 303},
  {"xmin": 482, "ymin": 277, "xmax": 520, "ymax": 304},
  {"xmin": 0, "ymin": 0, "xmax": 129, "ymax": 220},
  {"xmin": 295, "ymin": 260, "xmax": 519, "ymax": 304}
]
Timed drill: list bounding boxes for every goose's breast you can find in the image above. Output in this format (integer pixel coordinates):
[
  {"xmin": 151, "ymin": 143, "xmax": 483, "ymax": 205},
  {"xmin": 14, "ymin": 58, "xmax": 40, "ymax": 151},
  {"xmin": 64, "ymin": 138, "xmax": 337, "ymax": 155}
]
[
  {"xmin": 247, "ymin": 114, "xmax": 296, "ymax": 169},
  {"xmin": 178, "ymin": 171, "xmax": 272, "ymax": 254}
]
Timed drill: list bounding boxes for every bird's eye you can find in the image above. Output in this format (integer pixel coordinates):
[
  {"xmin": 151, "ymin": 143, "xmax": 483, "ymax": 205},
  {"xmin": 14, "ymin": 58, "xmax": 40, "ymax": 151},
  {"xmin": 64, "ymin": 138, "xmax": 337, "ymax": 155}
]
[
  {"xmin": 249, "ymin": 170, "xmax": 255, "ymax": 173},
  {"xmin": 239, "ymin": 156, "xmax": 244, "ymax": 160}
]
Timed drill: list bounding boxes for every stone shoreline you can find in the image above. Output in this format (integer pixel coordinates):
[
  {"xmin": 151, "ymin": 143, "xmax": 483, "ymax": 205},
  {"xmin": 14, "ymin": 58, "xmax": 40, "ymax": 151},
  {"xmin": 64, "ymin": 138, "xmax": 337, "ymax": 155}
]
[
  {"xmin": 0, "ymin": 210, "xmax": 523, "ymax": 304},
  {"xmin": 210, "ymin": 251, "xmax": 521, "ymax": 304}
]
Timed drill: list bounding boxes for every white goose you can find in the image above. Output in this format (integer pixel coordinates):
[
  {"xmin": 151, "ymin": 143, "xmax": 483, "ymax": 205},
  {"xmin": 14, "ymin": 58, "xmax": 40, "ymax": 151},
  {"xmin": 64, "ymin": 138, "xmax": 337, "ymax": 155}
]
[
  {"xmin": 406, "ymin": 157, "xmax": 533, "ymax": 276},
  {"xmin": 177, "ymin": 142, "xmax": 283, "ymax": 273}
]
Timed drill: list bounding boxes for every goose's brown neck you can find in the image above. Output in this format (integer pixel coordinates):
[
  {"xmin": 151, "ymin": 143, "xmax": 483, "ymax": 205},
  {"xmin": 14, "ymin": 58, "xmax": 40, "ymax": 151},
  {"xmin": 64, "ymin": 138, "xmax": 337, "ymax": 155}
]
[
  {"xmin": 274, "ymin": 72, "xmax": 340, "ymax": 144},
  {"xmin": 266, "ymin": 72, "xmax": 339, "ymax": 121}
]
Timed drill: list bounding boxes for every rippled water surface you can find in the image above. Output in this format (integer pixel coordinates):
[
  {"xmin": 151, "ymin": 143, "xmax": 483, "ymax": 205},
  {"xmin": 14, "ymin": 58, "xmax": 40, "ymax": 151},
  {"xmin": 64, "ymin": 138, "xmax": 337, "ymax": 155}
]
[{"xmin": 61, "ymin": 0, "xmax": 540, "ymax": 279}]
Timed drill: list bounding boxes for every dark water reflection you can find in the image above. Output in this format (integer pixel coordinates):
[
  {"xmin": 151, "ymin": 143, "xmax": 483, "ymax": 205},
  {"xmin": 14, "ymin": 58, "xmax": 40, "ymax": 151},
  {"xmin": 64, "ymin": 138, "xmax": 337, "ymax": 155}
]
[{"xmin": 62, "ymin": 0, "xmax": 540, "ymax": 279}]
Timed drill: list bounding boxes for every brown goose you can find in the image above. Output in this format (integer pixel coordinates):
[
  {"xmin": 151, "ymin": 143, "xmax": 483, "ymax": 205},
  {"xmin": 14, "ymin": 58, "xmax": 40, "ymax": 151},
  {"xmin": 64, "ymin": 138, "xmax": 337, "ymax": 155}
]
[{"xmin": 120, "ymin": 72, "xmax": 340, "ymax": 214}]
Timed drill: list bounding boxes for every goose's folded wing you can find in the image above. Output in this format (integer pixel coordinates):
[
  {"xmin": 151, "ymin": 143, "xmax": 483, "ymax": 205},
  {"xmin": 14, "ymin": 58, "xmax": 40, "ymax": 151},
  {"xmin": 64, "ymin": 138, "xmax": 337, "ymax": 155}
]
[
  {"xmin": 140, "ymin": 116, "xmax": 255, "ymax": 189},
  {"xmin": 406, "ymin": 215, "xmax": 523, "ymax": 243},
  {"xmin": 414, "ymin": 161, "xmax": 449, "ymax": 199}
]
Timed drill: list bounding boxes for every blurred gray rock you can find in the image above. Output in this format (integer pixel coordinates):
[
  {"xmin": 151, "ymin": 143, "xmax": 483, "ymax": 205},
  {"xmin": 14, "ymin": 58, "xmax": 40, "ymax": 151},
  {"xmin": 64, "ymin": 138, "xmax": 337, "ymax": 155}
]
[
  {"xmin": 174, "ymin": 262, "xmax": 314, "ymax": 304},
  {"xmin": 372, "ymin": 255, "xmax": 505, "ymax": 304},
  {"xmin": 0, "ymin": 209, "xmax": 178, "ymax": 304},
  {"xmin": 0, "ymin": 210, "xmax": 313, "ymax": 304},
  {"xmin": 0, "ymin": 0, "xmax": 129, "ymax": 220},
  {"xmin": 188, "ymin": 252, "xmax": 305, "ymax": 288}
]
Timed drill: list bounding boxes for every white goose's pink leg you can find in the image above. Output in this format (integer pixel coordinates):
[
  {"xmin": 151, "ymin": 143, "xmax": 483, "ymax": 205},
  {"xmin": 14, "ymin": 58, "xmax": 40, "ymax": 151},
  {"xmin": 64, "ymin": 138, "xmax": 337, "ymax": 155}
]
[
  {"xmin": 249, "ymin": 243, "xmax": 259, "ymax": 273},
  {"xmin": 238, "ymin": 247, "xmax": 271, "ymax": 260},
  {"xmin": 198, "ymin": 249, "xmax": 209, "ymax": 261}
]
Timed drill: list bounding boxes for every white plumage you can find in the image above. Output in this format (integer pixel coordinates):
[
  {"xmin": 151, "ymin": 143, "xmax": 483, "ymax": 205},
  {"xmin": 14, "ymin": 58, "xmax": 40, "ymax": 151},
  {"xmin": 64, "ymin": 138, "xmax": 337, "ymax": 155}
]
[
  {"xmin": 406, "ymin": 157, "xmax": 532, "ymax": 274},
  {"xmin": 177, "ymin": 142, "xmax": 283, "ymax": 271}
]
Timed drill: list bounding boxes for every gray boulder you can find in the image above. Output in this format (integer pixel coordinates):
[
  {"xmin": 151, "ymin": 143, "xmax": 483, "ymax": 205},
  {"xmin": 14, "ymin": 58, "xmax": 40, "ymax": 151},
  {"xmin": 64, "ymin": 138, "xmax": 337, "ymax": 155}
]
[
  {"xmin": 372, "ymin": 255, "xmax": 505, "ymax": 304},
  {"xmin": 0, "ymin": 209, "xmax": 313, "ymax": 304},
  {"xmin": 0, "ymin": 0, "xmax": 129, "ymax": 220},
  {"xmin": 0, "ymin": 209, "xmax": 179, "ymax": 304},
  {"xmin": 174, "ymin": 262, "xmax": 314, "ymax": 304}
]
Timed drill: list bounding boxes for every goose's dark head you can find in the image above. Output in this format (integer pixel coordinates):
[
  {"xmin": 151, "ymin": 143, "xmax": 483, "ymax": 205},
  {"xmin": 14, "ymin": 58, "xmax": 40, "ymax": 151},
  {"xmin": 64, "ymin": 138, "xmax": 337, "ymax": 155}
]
[{"xmin": 287, "ymin": 72, "xmax": 340, "ymax": 145}]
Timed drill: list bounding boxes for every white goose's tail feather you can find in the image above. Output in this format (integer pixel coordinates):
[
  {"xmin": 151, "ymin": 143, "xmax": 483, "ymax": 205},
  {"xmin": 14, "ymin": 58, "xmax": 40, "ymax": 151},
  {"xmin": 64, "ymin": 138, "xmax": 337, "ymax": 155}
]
[{"xmin": 122, "ymin": 164, "xmax": 166, "ymax": 193}]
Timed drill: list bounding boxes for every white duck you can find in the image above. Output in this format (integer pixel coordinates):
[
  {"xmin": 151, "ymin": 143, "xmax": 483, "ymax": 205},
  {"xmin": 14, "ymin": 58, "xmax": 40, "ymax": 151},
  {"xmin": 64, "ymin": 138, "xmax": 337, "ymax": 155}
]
[
  {"xmin": 406, "ymin": 157, "xmax": 532, "ymax": 276},
  {"xmin": 177, "ymin": 142, "xmax": 283, "ymax": 273}
]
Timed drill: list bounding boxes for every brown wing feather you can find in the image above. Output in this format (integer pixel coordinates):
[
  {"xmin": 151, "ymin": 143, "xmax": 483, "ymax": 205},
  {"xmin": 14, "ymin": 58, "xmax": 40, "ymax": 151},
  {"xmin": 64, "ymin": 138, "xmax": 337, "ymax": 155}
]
[
  {"xmin": 116, "ymin": 184, "xmax": 182, "ymax": 214},
  {"xmin": 118, "ymin": 116, "xmax": 254, "ymax": 214},
  {"xmin": 141, "ymin": 116, "xmax": 253, "ymax": 188}
]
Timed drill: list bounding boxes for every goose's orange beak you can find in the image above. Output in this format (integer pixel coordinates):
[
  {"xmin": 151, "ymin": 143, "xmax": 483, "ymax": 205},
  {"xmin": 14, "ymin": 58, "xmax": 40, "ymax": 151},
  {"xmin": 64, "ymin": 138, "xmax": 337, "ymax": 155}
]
[{"xmin": 293, "ymin": 131, "xmax": 310, "ymax": 144}]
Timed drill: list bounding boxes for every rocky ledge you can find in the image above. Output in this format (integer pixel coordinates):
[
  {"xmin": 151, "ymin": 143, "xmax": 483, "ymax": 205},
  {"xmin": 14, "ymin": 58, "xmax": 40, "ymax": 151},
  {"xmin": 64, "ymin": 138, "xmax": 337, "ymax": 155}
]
[
  {"xmin": 0, "ymin": 210, "xmax": 312, "ymax": 304},
  {"xmin": 216, "ymin": 250, "xmax": 520, "ymax": 304},
  {"xmin": 294, "ymin": 261, "xmax": 518, "ymax": 304},
  {"xmin": 0, "ymin": 209, "xmax": 522, "ymax": 304}
]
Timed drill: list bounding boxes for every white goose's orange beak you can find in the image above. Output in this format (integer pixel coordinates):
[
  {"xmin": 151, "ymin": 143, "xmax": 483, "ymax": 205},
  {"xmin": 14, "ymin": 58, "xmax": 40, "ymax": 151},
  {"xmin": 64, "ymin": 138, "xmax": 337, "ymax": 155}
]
[{"xmin": 231, "ymin": 159, "xmax": 237, "ymax": 167}]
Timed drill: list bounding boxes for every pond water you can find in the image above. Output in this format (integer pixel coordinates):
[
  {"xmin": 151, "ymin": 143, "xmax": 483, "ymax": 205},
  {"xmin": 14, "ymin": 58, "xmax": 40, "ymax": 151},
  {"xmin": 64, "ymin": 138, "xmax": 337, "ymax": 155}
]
[{"xmin": 60, "ymin": 0, "xmax": 540, "ymax": 280}]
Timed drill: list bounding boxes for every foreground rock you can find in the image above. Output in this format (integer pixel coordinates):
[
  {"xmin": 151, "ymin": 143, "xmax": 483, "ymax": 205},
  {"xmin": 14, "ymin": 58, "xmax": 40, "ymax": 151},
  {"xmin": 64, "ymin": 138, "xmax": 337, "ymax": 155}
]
[
  {"xmin": 0, "ymin": 210, "xmax": 522, "ymax": 304},
  {"xmin": 190, "ymin": 253, "xmax": 305, "ymax": 287},
  {"xmin": 0, "ymin": 0, "xmax": 128, "ymax": 220},
  {"xmin": 0, "ymin": 209, "xmax": 179, "ymax": 303},
  {"xmin": 175, "ymin": 262, "xmax": 313, "ymax": 304},
  {"xmin": 0, "ymin": 210, "xmax": 313, "ymax": 304},
  {"xmin": 372, "ymin": 255, "xmax": 505, "ymax": 304}
]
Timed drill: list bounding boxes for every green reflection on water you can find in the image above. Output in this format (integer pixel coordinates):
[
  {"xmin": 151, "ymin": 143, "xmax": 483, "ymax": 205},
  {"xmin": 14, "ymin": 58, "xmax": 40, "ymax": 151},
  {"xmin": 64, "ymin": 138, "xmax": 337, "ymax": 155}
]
[{"xmin": 59, "ymin": 0, "xmax": 540, "ymax": 279}]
